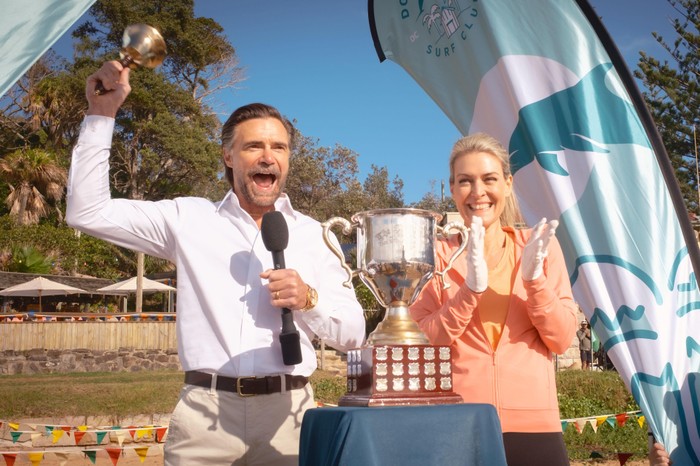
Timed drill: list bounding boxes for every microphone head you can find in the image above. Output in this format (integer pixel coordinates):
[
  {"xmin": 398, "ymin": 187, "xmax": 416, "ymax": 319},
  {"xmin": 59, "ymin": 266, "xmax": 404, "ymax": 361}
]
[{"xmin": 261, "ymin": 211, "xmax": 289, "ymax": 252}]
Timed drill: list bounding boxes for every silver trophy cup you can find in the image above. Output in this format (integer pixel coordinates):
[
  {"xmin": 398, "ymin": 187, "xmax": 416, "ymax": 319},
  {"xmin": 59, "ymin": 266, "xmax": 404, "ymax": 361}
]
[{"xmin": 322, "ymin": 208, "xmax": 467, "ymax": 346}]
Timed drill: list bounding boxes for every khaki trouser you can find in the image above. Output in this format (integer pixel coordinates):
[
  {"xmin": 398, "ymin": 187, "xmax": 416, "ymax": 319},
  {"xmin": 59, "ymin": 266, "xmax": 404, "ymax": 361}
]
[{"xmin": 164, "ymin": 381, "xmax": 316, "ymax": 466}]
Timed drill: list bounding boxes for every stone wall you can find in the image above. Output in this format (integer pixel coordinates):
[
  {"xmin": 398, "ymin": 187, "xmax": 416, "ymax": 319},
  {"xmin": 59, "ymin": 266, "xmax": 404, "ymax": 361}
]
[{"xmin": 0, "ymin": 348, "xmax": 181, "ymax": 375}]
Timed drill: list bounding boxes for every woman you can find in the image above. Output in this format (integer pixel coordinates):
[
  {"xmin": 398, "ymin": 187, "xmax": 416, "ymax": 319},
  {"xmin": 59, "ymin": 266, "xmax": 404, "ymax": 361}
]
[{"xmin": 410, "ymin": 133, "xmax": 578, "ymax": 465}]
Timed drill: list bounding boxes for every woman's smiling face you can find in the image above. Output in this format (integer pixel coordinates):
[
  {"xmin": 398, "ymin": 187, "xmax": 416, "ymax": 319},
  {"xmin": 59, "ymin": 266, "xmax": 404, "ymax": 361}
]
[{"xmin": 450, "ymin": 150, "xmax": 513, "ymax": 229}]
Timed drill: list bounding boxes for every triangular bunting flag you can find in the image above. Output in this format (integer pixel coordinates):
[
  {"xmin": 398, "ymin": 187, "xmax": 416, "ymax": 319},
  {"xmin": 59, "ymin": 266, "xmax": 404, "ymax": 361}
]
[
  {"xmin": 30, "ymin": 433, "xmax": 41, "ymax": 443},
  {"xmin": 2, "ymin": 453, "xmax": 17, "ymax": 466},
  {"xmin": 52, "ymin": 429, "xmax": 65, "ymax": 443},
  {"xmin": 637, "ymin": 415, "xmax": 646, "ymax": 429},
  {"xmin": 135, "ymin": 446, "xmax": 149, "ymax": 463},
  {"xmin": 77, "ymin": 425, "xmax": 88, "ymax": 432},
  {"xmin": 575, "ymin": 419, "xmax": 587, "ymax": 433},
  {"xmin": 596, "ymin": 416, "xmax": 608, "ymax": 427},
  {"xmin": 617, "ymin": 452, "xmax": 633, "ymax": 465},
  {"xmin": 616, "ymin": 413, "xmax": 629, "ymax": 427},
  {"xmin": 155, "ymin": 427, "xmax": 167, "ymax": 443},
  {"xmin": 127, "ymin": 426, "xmax": 137, "ymax": 439},
  {"xmin": 96, "ymin": 431, "xmax": 108, "ymax": 444},
  {"xmin": 54, "ymin": 451, "xmax": 70, "ymax": 466},
  {"xmin": 606, "ymin": 416, "xmax": 617, "ymax": 428},
  {"xmin": 8, "ymin": 423, "xmax": 19, "ymax": 431},
  {"xmin": 561, "ymin": 421, "xmax": 568, "ymax": 432},
  {"xmin": 106, "ymin": 448, "xmax": 123, "ymax": 466},
  {"xmin": 74, "ymin": 430, "xmax": 86, "ymax": 445},
  {"xmin": 135, "ymin": 428, "xmax": 149, "ymax": 440},
  {"xmin": 10, "ymin": 431, "xmax": 22, "ymax": 443},
  {"xmin": 115, "ymin": 430, "xmax": 126, "ymax": 447},
  {"xmin": 44, "ymin": 425, "xmax": 54, "ymax": 434},
  {"xmin": 61, "ymin": 426, "xmax": 71, "ymax": 433},
  {"xmin": 588, "ymin": 419, "xmax": 598, "ymax": 433},
  {"xmin": 85, "ymin": 450, "xmax": 97, "ymax": 464},
  {"xmin": 28, "ymin": 452, "xmax": 43, "ymax": 466}
]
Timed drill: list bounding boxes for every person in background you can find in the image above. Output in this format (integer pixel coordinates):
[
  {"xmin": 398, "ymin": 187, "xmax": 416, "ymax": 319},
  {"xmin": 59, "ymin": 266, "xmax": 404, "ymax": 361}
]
[
  {"xmin": 410, "ymin": 133, "xmax": 578, "ymax": 466},
  {"xmin": 66, "ymin": 60, "xmax": 365, "ymax": 466},
  {"xmin": 577, "ymin": 319, "xmax": 592, "ymax": 370}
]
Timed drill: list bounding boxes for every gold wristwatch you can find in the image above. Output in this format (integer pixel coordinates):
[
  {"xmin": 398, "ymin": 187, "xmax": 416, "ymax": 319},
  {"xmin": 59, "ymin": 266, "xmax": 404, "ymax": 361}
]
[{"xmin": 300, "ymin": 285, "xmax": 318, "ymax": 312}]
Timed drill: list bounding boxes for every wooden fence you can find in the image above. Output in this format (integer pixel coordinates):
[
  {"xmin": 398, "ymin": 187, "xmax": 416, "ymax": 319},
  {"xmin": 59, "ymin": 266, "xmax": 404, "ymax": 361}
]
[{"xmin": 0, "ymin": 321, "xmax": 177, "ymax": 351}]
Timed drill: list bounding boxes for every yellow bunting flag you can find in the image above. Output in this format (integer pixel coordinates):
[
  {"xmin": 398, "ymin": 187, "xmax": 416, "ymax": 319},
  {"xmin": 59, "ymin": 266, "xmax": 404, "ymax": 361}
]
[
  {"xmin": 28, "ymin": 452, "xmax": 44, "ymax": 466},
  {"xmin": 8, "ymin": 423, "xmax": 19, "ymax": 431},
  {"xmin": 637, "ymin": 415, "xmax": 646, "ymax": 429},
  {"xmin": 52, "ymin": 429, "xmax": 65, "ymax": 443},
  {"xmin": 77, "ymin": 425, "xmax": 88, "ymax": 432},
  {"xmin": 135, "ymin": 446, "xmax": 149, "ymax": 463},
  {"xmin": 135, "ymin": 428, "xmax": 150, "ymax": 440},
  {"xmin": 596, "ymin": 416, "xmax": 608, "ymax": 427}
]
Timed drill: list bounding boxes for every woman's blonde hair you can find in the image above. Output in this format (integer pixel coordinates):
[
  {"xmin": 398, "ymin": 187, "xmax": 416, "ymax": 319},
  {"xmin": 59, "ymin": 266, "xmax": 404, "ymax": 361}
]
[{"xmin": 449, "ymin": 133, "xmax": 525, "ymax": 228}]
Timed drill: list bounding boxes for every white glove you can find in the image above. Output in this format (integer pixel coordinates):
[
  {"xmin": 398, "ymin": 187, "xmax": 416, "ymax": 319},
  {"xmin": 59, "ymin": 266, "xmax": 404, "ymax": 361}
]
[
  {"xmin": 466, "ymin": 216, "xmax": 487, "ymax": 293},
  {"xmin": 522, "ymin": 218, "xmax": 558, "ymax": 281}
]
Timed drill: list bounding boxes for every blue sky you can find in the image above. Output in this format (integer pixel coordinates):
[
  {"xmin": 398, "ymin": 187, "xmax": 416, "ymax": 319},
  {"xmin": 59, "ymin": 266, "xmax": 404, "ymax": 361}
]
[{"xmin": 53, "ymin": 0, "xmax": 678, "ymax": 204}]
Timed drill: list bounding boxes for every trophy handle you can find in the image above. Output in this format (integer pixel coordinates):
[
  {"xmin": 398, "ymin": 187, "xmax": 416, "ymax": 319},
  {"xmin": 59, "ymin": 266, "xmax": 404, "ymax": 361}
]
[
  {"xmin": 321, "ymin": 217, "xmax": 358, "ymax": 288},
  {"xmin": 435, "ymin": 222, "xmax": 469, "ymax": 289}
]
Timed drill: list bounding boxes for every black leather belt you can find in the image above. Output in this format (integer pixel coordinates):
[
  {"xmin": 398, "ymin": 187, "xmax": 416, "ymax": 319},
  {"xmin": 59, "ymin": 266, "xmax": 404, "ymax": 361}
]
[{"xmin": 184, "ymin": 370, "xmax": 308, "ymax": 397}]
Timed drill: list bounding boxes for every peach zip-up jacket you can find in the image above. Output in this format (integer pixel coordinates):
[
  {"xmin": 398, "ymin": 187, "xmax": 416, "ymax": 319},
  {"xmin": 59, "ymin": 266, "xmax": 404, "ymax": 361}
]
[{"xmin": 410, "ymin": 227, "xmax": 578, "ymax": 433}]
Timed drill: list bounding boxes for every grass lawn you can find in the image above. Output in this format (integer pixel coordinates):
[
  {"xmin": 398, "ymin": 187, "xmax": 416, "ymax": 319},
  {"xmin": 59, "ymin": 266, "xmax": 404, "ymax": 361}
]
[{"xmin": 0, "ymin": 369, "xmax": 649, "ymax": 462}]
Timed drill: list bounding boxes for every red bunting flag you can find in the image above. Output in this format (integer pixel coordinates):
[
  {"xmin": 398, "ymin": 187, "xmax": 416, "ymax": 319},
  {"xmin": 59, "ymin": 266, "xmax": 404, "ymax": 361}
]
[
  {"xmin": 616, "ymin": 413, "xmax": 629, "ymax": 428},
  {"xmin": 2, "ymin": 453, "xmax": 17, "ymax": 466},
  {"xmin": 106, "ymin": 448, "xmax": 123, "ymax": 466},
  {"xmin": 617, "ymin": 452, "xmax": 633, "ymax": 465},
  {"xmin": 74, "ymin": 430, "xmax": 86, "ymax": 445},
  {"xmin": 155, "ymin": 427, "xmax": 167, "ymax": 443}
]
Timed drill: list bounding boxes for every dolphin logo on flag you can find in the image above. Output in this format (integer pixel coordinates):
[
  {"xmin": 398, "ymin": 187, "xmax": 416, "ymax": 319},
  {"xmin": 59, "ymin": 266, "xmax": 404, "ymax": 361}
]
[{"xmin": 370, "ymin": 0, "xmax": 700, "ymax": 462}]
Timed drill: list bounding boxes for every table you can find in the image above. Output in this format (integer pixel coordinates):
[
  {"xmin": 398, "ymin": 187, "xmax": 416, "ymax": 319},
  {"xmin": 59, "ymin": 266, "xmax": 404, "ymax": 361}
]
[{"xmin": 299, "ymin": 403, "xmax": 507, "ymax": 466}]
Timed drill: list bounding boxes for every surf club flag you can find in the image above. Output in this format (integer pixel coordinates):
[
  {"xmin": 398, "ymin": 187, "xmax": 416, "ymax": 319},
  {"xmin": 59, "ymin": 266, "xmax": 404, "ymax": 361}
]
[
  {"xmin": 370, "ymin": 0, "xmax": 700, "ymax": 462},
  {"xmin": 0, "ymin": 0, "xmax": 96, "ymax": 98}
]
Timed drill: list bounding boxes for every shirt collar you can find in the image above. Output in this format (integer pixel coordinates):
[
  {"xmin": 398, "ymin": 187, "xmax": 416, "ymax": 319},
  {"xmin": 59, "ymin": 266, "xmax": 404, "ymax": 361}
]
[{"xmin": 216, "ymin": 190, "xmax": 299, "ymax": 223}]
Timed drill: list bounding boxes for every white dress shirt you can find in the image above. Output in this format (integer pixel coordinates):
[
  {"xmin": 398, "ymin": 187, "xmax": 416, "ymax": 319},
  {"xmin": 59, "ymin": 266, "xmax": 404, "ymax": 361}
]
[{"xmin": 66, "ymin": 115, "xmax": 365, "ymax": 377}]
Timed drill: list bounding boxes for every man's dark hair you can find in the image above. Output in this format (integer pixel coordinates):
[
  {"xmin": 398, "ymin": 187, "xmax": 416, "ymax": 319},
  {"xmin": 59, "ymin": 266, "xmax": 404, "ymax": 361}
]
[{"xmin": 221, "ymin": 103, "xmax": 295, "ymax": 189}]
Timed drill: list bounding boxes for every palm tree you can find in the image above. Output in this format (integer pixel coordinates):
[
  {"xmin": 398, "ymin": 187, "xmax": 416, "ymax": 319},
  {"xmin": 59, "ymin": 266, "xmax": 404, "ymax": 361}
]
[{"xmin": 0, "ymin": 148, "xmax": 67, "ymax": 225}]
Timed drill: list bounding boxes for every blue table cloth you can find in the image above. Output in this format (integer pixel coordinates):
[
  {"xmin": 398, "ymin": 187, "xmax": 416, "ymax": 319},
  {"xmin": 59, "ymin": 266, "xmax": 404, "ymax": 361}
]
[{"xmin": 299, "ymin": 403, "xmax": 507, "ymax": 466}]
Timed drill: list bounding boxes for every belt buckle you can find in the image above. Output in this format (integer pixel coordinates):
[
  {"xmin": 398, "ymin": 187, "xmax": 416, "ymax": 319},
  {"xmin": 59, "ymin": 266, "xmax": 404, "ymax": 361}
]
[{"xmin": 236, "ymin": 376, "xmax": 257, "ymax": 397}]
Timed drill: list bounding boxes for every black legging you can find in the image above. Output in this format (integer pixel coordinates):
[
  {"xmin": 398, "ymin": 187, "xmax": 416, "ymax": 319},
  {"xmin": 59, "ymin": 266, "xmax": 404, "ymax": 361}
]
[{"xmin": 502, "ymin": 432, "xmax": 570, "ymax": 466}]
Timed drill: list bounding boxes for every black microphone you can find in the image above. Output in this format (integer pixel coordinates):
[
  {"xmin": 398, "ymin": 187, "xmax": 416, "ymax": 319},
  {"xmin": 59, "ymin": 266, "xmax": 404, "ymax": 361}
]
[{"xmin": 261, "ymin": 211, "xmax": 302, "ymax": 365}]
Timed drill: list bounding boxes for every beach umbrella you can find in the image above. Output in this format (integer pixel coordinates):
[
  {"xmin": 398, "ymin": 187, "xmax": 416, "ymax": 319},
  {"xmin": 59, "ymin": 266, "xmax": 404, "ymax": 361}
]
[
  {"xmin": 0, "ymin": 276, "xmax": 87, "ymax": 311},
  {"xmin": 96, "ymin": 277, "xmax": 176, "ymax": 295}
]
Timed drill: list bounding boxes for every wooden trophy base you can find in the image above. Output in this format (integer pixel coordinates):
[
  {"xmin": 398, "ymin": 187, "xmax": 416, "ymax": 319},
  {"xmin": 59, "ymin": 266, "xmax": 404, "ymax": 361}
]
[{"xmin": 339, "ymin": 344, "xmax": 463, "ymax": 407}]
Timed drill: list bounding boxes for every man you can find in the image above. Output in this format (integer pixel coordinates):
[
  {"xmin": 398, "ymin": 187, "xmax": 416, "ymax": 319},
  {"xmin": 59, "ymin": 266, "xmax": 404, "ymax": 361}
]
[
  {"xmin": 66, "ymin": 61, "xmax": 366, "ymax": 465},
  {"xmin": 576, "ymin": 319, "xmax": 592, "ymax": 370}
]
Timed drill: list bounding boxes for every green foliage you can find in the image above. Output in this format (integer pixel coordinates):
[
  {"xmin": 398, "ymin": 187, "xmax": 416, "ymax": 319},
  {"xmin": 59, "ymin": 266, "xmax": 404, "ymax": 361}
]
[
  {"xmin": 635, "ymin": 0, "xmax": 700, "ymax": 214},
  {"xmin": 0, "ymin": 217, "xmax": 150, "ymax": 278},
  {"xmin": 556, "ymin": 370, "xmax": 646, "ymax": 461},
  {"xmin": 309, "ymin": 371, "xmax": 348, "ymax": 405},
  {"xmin": 7, "ymin": 246, "xmax": 52, "ymax": 274}
]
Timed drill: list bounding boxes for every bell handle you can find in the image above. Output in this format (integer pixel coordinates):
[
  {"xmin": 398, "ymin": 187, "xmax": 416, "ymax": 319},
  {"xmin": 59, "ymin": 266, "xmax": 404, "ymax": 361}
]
[
  {"xmin": 435, "ymin": 222, "xmax": 469, "ymax": 289},
  {"xmin": 321, "ymin": 217, "xmax": 358, "ymax": 289}
]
